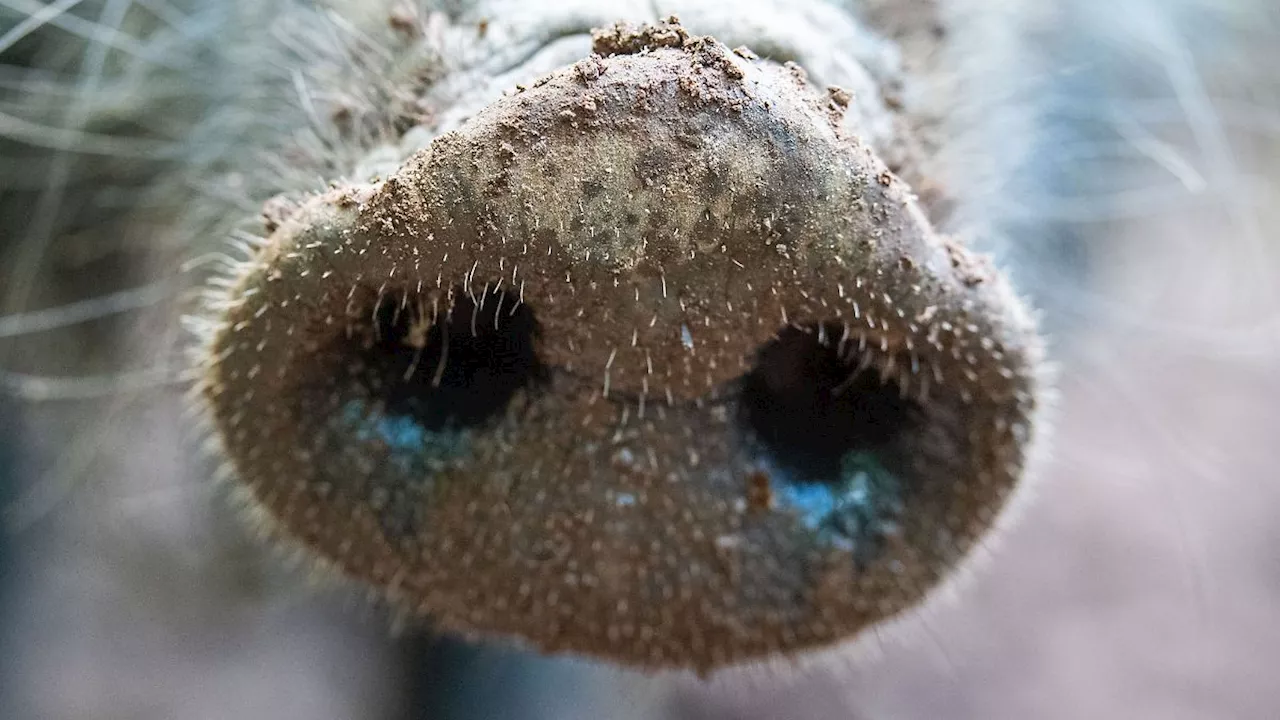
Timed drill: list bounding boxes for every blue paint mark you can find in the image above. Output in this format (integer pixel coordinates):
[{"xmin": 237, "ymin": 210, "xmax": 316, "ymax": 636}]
[
  {"xmin": 339, "ymin": 400, "xmax": 471, "ymax": 475},
  {"xmin": 770, "ymin": 451, "xmax": 903, "ymax": 560},
  {"xmin": 773, "ymin": 482, "xmax": 840, "ymax": 530}
]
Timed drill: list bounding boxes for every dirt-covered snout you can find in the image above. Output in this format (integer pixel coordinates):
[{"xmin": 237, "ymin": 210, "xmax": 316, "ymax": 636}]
[{"xmin": 194, "ymin": 20, "xmax": 1047, "ymax": 673}]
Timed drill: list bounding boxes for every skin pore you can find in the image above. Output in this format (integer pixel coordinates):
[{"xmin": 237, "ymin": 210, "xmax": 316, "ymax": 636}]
[{"xmin": 1, "ymin": 1, "xmax": 1278, "ymax": 719}]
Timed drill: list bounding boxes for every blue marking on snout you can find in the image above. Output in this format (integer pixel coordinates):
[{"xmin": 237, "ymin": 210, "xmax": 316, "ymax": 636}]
[
  {"xmin": 339, "ymin": 400, "xmax": 471, "ymax": 475},
  {"xmin": 770, "ymin": 451, "xmax": 903, "ymax": 559}
]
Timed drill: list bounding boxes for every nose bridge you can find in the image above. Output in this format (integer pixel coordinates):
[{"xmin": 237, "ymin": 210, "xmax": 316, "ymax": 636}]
[{"xmin": 357, "ymin": 3, "xmax": 918, "ymax": 200}]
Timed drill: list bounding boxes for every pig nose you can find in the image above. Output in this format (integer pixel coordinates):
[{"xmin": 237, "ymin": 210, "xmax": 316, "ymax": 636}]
[{"xmin": 194, "ymin": 19, "xmax": 1049, "ymax": 674}]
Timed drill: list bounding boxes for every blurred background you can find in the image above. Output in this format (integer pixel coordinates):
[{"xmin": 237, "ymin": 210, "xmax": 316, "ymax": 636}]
[{"xmin": 2, "ymin": 1, "xmax": 1278, "ymax": 718}]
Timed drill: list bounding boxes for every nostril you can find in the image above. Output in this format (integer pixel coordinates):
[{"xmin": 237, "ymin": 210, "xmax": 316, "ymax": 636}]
[
  {"xmin": 737, "ymin": 323, "xmax": 919, "ymax": 559},
  {"xmin": 739, "ymin": 323, "xmax": 915, "ymax": 481},
  {"xmin": 349, "ymin": 285, "xmax": 544, "ymax": 431},
  {"xmin": 311, "ymin": 283, "xmax": 546, "ymax": 493}
]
